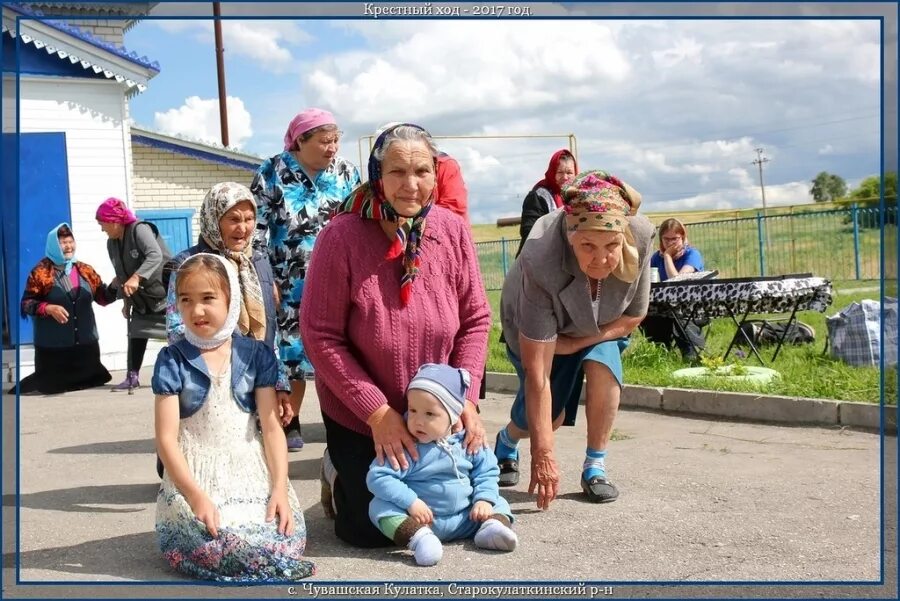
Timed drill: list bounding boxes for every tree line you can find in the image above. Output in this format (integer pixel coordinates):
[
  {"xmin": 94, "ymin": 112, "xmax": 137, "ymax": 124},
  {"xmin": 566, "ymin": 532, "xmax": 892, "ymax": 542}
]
[{"xmin": 810, "ymin": 170, "xmax": 898, "ymax": 206}]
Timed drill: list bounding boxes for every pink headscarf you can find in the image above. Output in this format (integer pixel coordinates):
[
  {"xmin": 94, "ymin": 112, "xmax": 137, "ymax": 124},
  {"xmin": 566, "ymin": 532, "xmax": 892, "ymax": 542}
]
[
  {"xmin": 95, "ymin": 197, "xmax": 138, "ymax": 225},
  {"xmin": 283, "ymin": 108, "xmax": 337, "ymax": 151}
]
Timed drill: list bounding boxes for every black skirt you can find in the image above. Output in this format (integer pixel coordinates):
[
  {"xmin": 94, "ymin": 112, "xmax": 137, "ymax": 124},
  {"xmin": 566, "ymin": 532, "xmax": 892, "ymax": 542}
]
[{"xmin": 11, "ymin": 341, "xmax": 111, "ymax": 395}]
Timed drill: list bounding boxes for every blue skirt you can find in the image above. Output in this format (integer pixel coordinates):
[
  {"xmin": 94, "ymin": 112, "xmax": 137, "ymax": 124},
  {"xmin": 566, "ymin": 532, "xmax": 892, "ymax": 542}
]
[{"xmin": 506, "ymin": 338, "xmax": 629, "ymax": 431}]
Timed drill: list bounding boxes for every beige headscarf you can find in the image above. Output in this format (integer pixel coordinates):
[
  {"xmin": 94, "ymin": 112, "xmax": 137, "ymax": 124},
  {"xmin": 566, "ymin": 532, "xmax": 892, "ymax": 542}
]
[
  {"xmin": 199, "ymin": 182, "xmax": 267, "ymax": 341},
  {"xmin": 562, "ymin": 170, "xmax": 642, "ymax": 283}
]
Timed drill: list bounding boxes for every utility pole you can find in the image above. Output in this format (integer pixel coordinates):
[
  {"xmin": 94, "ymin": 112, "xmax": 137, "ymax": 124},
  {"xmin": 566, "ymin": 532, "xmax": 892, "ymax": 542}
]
[
  {"xmin": 752, "ymin": 147, "xmax": 771, "ymax": 258},
  {"xmin": 213, "ymin": 2, "xmax": 229, "ymax": 147}
]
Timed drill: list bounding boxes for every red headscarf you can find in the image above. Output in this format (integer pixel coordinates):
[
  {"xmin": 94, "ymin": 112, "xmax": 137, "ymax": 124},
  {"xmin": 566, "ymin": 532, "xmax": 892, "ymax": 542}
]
[{"xmin": 534, "ymin": 149, "xmax": 579, "ymax": 208}]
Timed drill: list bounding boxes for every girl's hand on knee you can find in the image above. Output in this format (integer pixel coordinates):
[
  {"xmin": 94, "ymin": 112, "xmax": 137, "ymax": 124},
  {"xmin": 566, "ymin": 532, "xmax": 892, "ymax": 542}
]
[
  {"xmin": 188, "ymin": 492, "xmax": 221, "ymax": 538},
  {"xmin": 469, "ymin": 500, "xmax": 492, "ymax": 522},
  {"xmin": 266, "ymin": 488, "xmax": 295, "ymax": 536},
  {"xmin": 408, "ymin": 499, "xmax": 433, "ymax": 525}
]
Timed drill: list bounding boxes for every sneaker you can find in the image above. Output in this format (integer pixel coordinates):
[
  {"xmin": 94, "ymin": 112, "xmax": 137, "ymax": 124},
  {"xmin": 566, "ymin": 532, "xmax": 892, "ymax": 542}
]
[
  {"xmin": 285, "ymin": 424, "xmax": 304, "ymax": 452},
  {"xmin": 581, "ymin": 475, "xmax": 619, "ymax": 503}
]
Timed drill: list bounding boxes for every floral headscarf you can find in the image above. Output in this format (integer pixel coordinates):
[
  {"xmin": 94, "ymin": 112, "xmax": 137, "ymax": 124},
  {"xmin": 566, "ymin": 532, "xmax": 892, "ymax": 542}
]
[
  {"xmin": 335, "ymin": 123, "xmax": 435, "ymax": 306},
  {"xmin": 199, "ymin": 182, "xmax": 266, "ymax": 341},
  {"xmin": 562, "ymin": 170, "xmax": 642, "ymax": 283}
]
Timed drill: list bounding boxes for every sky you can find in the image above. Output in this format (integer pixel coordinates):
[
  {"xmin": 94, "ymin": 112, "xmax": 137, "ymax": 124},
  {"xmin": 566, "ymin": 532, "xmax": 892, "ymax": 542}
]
[{"xmin": 122, "ymin": 2, "xmax": 886, "ymax": 225}]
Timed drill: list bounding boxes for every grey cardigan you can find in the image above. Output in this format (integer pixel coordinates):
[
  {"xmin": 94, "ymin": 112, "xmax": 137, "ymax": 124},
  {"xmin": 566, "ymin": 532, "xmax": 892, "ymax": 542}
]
[
  {"xmin": 500, "ymin": 208, "xmax": 656, "ymax": 357},
  {"xmin": 106, "ymin": 221, "xmax": 172, "ymax": 315}
]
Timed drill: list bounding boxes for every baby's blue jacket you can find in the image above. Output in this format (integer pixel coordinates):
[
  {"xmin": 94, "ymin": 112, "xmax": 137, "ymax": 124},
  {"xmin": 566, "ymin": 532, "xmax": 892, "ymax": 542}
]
[
  {"xmin": 151, "ymin": 334, "xmax": 278, "ymax": 418},
  {"xmin": 366, "ymin": 431, "xmax": 508, "ymax": 523}
]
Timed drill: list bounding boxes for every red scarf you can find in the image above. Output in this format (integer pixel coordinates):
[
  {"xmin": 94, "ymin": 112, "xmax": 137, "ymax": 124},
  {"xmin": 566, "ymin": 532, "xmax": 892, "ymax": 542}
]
[{"xmin": 533, "ymin": 149, "xmax": 579, "ymax": 208}]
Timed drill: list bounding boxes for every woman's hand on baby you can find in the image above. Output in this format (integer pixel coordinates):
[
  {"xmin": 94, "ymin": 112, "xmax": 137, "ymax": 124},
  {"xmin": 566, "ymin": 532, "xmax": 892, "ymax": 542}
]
[
  {"xmin": 367, "ymin": 405, "xmax": 418, "ymax": 470},
  {"xmin": 469, "ymin": 500, "xmax": 493, "ymax": 522},
  {"xmin": 276, "ymin": 391, "xmax": 294, "ymax": 426},
  {"xmin": 187, "ymin": 491, "xmax": 221, "ymax": 538},
  {"xmin": 408, "ymin": 499, "xmax": 433, "ymax": 525},
  {"xmin": 457, "ymin": 401, "xmax": 486, "ymax": 454},
  {"xmin": 266, "ymin": 486, "xmax": 295, "ymax": 536}
]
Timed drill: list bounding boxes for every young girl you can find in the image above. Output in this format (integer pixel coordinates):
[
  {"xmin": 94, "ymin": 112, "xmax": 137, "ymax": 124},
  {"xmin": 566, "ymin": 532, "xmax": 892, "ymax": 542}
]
[
  {"xmin": 152, "ymin": 253, "xmax": 313, "ymax": 582},
  {"xmin": 365, "ymin": 363, "xmax": 518, "ymax": 567}
]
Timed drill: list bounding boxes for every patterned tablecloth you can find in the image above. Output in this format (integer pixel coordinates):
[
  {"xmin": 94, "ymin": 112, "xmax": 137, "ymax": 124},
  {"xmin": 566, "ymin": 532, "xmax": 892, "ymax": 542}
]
[{"xmin": 648, "ymin": 276, "xmax": 834, "ymax": 320}]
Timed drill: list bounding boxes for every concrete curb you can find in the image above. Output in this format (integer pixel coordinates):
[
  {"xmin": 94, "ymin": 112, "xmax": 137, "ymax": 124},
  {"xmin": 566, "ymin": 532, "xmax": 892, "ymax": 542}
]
[{"xmin": 485, "ymin": 372, "xmax": 897, "ymax": 434}]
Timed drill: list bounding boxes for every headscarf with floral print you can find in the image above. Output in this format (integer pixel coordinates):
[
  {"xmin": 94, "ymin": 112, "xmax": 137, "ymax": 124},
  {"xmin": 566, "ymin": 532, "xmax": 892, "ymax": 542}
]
[
  {"xmin": 562, "ymin": 170, "xmax": 643, "ymax": 283},
  {"xmin": 199, "ymin": 182, "xmax": 267, "ymax": 341},
  {"xmin": 335, "ymin": 123, "xmax": 435, "ymax": 306}
]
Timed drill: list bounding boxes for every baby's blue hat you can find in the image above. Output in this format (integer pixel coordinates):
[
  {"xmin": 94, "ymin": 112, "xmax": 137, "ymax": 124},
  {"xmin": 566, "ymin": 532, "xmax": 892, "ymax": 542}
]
[{"xmin": 407, "ymin": 363, "xmax": 471, "ymax": 426}]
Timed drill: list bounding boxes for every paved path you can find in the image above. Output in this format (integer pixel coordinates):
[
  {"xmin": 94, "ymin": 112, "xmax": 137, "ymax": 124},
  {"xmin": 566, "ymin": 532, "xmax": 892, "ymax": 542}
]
[{"xmin": 2, "ymin": 381, "xmax": 896, "ymax": 598}]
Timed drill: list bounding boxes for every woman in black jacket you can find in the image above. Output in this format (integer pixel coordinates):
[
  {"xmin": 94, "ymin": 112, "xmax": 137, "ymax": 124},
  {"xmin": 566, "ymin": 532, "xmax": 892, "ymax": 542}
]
[{"xmin": 516, "ymin": 149, "xmax": 578, "ymax": 257}]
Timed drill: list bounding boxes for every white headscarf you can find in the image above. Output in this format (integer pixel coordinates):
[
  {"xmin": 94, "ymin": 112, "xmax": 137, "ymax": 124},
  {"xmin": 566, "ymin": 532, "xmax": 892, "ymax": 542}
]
[{"xmin": 178, "ymin": 253, "xmax": 241, "ymax": 350}]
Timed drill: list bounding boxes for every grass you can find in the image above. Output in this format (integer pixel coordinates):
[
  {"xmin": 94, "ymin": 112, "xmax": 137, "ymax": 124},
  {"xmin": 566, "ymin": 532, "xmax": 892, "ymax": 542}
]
[{"xmin": 484, "ymin": 285, "xmax": 897, "ymax": 404}]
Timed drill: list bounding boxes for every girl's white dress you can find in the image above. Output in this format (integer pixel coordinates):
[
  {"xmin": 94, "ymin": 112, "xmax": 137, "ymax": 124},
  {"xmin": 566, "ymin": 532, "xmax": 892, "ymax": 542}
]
[{"xmin": 155, "ymin": 365, "xmax": 314, "ymax": 582}]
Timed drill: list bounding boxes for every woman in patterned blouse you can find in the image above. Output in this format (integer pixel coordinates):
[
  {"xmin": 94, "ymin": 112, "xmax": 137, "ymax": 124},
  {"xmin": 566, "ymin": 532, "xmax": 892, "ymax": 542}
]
[{"xmin": 251, "ymin": 108, "xmax": 361, "ymax": 450}]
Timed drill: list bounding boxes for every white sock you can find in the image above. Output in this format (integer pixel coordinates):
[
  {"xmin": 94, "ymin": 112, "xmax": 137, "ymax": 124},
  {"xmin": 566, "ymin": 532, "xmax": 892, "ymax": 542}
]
[
  {"xmin": 474, "ymin": 518, "xmax": 518, "ymax": 552},
  {"xmin": 322, "ymin": 448, "xmax": 337, "ymax": 489},
  {"xmin": 408, "ymin": 527, "xmax": 442, "ymax": 566}
]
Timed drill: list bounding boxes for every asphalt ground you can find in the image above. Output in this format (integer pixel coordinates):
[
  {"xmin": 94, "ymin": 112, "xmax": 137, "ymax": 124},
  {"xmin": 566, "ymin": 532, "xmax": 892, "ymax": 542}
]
[{"xmin": 1, "ymin": 378, "xmax": 896, "ymax": 599}]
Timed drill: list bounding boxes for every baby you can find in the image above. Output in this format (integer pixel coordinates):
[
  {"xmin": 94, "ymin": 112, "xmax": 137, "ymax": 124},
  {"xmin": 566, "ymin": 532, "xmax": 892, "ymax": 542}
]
[{"xmin": 366, "ymin": 363, "xmax": 517, "ymax": 566}]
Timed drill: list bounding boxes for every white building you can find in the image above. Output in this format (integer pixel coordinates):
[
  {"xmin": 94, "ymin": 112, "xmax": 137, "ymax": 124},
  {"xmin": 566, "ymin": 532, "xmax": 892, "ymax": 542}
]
[{"xmin": 1, "ymin": 2, "xmax": 261, "ymax": 383}]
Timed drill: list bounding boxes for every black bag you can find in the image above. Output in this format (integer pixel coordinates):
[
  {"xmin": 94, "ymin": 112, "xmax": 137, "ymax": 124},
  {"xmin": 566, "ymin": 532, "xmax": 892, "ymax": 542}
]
[{"xmin": 732, "ymin": 320, "xmax": 816, "ymax": 347}]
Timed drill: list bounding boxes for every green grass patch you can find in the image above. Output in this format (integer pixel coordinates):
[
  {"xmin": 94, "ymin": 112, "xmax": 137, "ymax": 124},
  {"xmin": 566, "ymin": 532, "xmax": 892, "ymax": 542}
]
[{"xmin": 484, "ymin": 284, "xmax": 896, "ymax": 404}]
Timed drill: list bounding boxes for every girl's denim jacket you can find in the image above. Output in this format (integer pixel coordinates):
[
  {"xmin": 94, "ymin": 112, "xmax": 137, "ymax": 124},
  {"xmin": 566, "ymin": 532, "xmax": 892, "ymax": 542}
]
[{"xmin": 151, "ymin": 334, "xmax": 278, "ymax": 418}]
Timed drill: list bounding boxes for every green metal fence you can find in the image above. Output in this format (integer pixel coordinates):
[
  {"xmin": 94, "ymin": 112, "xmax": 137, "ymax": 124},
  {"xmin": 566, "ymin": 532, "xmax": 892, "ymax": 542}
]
[{"xmin": 475, "ymin": 204, "xmax": 897, "ymax": 290}]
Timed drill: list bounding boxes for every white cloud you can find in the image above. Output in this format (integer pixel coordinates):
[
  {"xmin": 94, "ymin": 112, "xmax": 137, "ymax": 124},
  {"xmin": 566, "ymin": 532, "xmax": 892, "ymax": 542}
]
[
  {"xmin": 150, "ymin": 20, "xmax": 311, "ymax": 73},
  {"xmin": 154, "ymin": 96, "xmax": 253, "ymax": 149},
  {"xmin": 141, "ymin": 18, "xmax": 879, "ymax": 221},
  {"xmin": 302, "ymin": 21, "xmax": 632, "ymax": 124},
  {"xmin": 651, "ymin": 37, "xmax": 704, "ymax": 68}
]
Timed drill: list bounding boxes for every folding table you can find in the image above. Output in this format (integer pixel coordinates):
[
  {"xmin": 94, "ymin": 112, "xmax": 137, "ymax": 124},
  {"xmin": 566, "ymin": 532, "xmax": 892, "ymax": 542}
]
[{"xmin": 648, "ymin": 273, "xmax": 833, "ymax": 365}]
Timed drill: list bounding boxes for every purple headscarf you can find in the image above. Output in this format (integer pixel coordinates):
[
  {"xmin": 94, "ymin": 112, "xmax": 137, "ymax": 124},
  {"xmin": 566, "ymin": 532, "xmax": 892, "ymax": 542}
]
[{"xmin": 95, "ymin": 197, "xmax": 137, "ymax": 225}]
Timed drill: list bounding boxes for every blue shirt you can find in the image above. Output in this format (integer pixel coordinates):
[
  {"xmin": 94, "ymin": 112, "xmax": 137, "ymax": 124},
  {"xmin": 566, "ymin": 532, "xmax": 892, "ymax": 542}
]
[
  {"xmin": 151, "ymin": 334, "xmax": 279, "ymax": 418},
  {"xmin": 650, "ymin": 246, "xmax": 704, "ymax": 281}
]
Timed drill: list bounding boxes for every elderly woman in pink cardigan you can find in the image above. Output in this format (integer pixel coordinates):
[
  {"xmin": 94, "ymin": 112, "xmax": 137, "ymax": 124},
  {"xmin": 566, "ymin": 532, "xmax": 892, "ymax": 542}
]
[{"xmin": 300, "ymin": 123, "xmax": 491, "ymax": 548}]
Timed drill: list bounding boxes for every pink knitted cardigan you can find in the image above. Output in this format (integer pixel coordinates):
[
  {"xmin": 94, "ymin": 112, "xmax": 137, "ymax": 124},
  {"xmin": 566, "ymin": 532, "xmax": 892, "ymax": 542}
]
[{"xmin": 299, "ymin": 206, "xmax": 491, "ymax": 436}]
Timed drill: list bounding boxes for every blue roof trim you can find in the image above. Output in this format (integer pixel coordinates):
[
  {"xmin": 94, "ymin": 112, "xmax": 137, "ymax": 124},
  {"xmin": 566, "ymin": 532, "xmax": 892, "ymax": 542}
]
[
  {"xmin": 132, "ymin": 134, "xmax": 261, "ymax": 171},
  {"xmin": 5, "ymin": 2, "xmax": 159, "ymax": 71}
]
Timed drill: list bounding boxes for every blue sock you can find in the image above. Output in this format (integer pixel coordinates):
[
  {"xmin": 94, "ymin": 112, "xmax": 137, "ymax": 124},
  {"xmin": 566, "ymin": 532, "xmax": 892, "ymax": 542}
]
[
  {"xmin": 494, "ymin": 427, "xmax": 519, "ymax": 461},
  {"xmin": 582, "ymin": 448, "xmax": 607, "ymax": 481}
]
